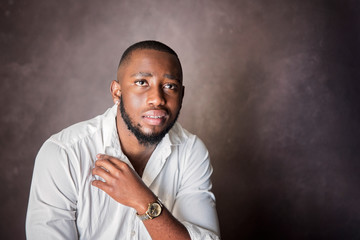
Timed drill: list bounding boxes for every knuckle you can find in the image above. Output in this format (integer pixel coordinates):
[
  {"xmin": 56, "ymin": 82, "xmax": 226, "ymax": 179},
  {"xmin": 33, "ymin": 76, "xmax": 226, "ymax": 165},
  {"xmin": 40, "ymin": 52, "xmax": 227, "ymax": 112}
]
[
  {"xmin": 95, "ymin": 159, "xmax": 103, "ymax": 166},
  {"xmin": 114, "ymin": 170, "xmax": 121, "ymax": 178},
  {"xmin": 107, "ymin": 177, "xmax": 115, "ymax": 185},
  {"xmin": 119, "ymin": 161, "xmax": 128, "ymax": 169},
  {"xmin": 92, "ymin": 180, "xmax": 100, "ymax": 187}
]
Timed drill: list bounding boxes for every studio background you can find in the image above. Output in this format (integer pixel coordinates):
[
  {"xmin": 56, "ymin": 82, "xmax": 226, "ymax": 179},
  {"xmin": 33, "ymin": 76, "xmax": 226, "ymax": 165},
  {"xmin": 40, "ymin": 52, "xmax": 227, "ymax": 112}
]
[{"xmin": 1, "ymin": 0, "xmax": 360, "ymax": 239}]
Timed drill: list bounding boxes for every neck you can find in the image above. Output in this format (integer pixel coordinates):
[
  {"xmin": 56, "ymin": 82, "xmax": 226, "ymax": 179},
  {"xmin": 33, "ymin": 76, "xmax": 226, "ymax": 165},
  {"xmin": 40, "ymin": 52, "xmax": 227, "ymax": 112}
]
[{"xmin": 115, "ymin": 109, "xmax": 156, "ymax": 176}]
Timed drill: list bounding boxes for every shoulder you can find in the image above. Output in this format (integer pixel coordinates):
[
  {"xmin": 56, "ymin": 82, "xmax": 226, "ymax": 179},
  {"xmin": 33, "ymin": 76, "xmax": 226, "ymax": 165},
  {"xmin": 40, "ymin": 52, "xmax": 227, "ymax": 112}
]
[
  {"xmin": 169, "ymin": 122, "xmax": 209, "ymax": 156},
  {"xmin": 48, "ymin": 106, "xmax": 115, "ymax": 148},
  {"xmin": 168, "ymin": 124, "xmax": 214, "ymax": 193},
  {"xmin": 171, "ymin": 122, "xmax": 207, "ymax": 146}
]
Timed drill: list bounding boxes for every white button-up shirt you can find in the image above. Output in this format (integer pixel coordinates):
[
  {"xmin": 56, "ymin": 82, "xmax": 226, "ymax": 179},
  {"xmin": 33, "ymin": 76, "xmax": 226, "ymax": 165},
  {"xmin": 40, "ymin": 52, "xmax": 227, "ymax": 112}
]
[{"xmin": 26, "ymin": 105, "xmax": 220, "ymax": 239}]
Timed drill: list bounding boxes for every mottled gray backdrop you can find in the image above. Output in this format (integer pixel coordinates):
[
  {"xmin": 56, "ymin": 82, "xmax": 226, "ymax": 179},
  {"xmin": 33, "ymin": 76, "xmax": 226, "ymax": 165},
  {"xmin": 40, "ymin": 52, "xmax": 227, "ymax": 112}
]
[{"xmin": 1, "ymin": 0, "xmax": 360, "ymax": 239}]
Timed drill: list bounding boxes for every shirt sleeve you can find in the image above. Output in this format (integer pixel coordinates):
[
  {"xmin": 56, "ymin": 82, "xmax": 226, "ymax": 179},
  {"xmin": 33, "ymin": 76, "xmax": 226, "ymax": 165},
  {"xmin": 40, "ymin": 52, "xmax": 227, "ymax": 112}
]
[
  {"xmin": 172, "ymin": 136, "xmax": 220, "ymax": 239},
  {"xmin": 26, "ymin": 140, "xmax": 79, "ymax": 240}
]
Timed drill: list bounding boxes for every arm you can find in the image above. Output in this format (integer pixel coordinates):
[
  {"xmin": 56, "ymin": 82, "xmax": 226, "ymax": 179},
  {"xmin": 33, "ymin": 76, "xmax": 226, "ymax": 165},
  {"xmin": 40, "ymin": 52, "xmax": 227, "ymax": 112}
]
[
  {"xmin": 172, "ymin": 136, "xmax": 220, "ymax": 239},
  {"xmin": 92, "ymin": 154, "xmax": 191, "ymax": 240},
  {"xmin": 26, "ymin": 140, "xmax": 79, "ymax": 239}
]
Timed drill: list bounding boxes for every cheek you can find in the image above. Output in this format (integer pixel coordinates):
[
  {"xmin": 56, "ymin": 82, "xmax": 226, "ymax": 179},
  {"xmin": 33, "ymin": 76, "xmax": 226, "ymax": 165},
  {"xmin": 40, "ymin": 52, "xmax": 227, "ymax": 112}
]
[
  {"xmin": 167, "ymin": 97, "xmax": 182, "ymax": 113},
  {"xmin": 130, "ymin": 94, "xmax": 144, "ymax": 107},
  {"xmin": 123, "ymin": 93, "xmax": 145, "ymax": 113}
]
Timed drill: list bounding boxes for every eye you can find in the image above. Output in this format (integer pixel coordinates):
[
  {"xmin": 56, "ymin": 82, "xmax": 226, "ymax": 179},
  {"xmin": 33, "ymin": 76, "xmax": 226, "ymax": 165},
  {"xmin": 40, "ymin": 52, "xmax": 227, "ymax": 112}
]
[
  {"xmin": 164, "ymin": 83, "xmax": 178, "ymax": 90},
  {"xmin": 135, "ymin": 80, "xmax": 148, "ymax": 87}
]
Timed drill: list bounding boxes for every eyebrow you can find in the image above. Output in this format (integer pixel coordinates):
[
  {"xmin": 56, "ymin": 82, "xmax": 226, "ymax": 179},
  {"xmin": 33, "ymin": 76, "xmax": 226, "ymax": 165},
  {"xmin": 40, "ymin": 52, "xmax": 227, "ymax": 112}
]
[
  {"xmin": 164, "ymin": 74, "xmax": 181, "ymax": 83},
  {"xmin": 131, "ymin": 72, "xmax": 153, "ymax": 78},
  {"xmin": 131, "ymin": 72, "xmax": 181, "ymax": 83}
]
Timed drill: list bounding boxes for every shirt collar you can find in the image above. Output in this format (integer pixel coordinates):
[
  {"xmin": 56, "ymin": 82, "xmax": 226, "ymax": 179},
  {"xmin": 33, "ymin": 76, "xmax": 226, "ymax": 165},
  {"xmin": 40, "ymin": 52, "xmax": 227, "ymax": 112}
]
[
  {"xmin": 102, "ymin": 104, "xmax": 130, "ymax": 165},
  {"xmin": 103, "ymin": 104, "xmax": 120, "ymax": 151}
]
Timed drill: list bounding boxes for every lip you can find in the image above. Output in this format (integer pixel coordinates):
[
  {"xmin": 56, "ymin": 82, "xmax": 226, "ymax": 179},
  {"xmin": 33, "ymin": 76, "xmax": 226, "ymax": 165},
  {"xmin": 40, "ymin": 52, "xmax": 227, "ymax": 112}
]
[{"xmin": 142, "ymin": 110, "xmax": 168, "ymax": 126}]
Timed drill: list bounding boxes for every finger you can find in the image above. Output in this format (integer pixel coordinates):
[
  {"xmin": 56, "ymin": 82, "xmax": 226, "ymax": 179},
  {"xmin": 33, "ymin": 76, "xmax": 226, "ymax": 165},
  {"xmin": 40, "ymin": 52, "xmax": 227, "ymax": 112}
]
[
  {"xmin": 108, "ymin": 157, "xmax": 129, "ymax": 170},
  {"xmin": 97, "ymin": 154, "xmax": 114, "ymax": 160},
  {"xmin": 92, "ymin": 179, "xmax": 111, "ymax": 193},
  {"xmin": 92, "ymin": 166, "xmax": 112, "ymax": 182},
  {"xmin": 97, "ymin": 154, "xmax": 129, "ymax": 170},
  {"xmin": 95, "ymin": 159, "xmax": 119, "ymax": 173}
]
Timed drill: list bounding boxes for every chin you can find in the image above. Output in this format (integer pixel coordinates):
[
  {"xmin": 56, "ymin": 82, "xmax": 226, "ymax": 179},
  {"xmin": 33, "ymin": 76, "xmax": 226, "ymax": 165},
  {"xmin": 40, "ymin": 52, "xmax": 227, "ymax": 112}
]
[{"xmin": 141, "ymin": 127, "xmax": 165, "ymax": 136}]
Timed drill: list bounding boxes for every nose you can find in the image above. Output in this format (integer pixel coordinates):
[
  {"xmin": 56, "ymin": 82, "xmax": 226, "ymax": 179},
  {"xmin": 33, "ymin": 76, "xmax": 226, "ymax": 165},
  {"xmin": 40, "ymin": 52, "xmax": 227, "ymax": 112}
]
[{"xmin": 147, "ymin": 85, "xmax": 166, "ymax": 106}]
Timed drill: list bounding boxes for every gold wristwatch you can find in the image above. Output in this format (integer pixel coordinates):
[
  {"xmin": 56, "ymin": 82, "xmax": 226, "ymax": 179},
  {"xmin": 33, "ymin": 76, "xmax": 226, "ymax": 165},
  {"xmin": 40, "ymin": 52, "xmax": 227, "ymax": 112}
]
[{"xmin": 137, "ymin": 198, "xmax": 163, "ymax": 221}]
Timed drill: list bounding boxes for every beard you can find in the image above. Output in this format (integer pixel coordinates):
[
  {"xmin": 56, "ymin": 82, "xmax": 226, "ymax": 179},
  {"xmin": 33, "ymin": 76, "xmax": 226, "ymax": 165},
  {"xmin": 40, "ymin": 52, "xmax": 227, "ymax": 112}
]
[{"xmin": 119, "ymin": 95, "xmax": 180, "ymax": 146}]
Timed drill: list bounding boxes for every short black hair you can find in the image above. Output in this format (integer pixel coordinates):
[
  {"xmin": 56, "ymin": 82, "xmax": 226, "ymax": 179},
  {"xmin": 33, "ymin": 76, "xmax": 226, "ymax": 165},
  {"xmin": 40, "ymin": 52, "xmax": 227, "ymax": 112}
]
[{"xmin": 118, "ymin": 40, "xmax": 181, "ymax": 69}]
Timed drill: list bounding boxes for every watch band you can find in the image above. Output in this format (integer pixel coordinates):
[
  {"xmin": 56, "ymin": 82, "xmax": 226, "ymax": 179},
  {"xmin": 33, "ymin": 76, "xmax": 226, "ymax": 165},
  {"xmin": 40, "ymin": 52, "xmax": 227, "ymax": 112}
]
[{"xmin": 137, "ymin": 198, "xmax": 163, "ymax": 221}]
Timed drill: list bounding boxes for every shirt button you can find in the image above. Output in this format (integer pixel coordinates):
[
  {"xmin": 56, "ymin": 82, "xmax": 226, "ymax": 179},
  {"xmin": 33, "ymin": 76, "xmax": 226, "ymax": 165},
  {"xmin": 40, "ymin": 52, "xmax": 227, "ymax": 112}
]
[{"xmin": 131, "ymin": 230, "xmax": 136, "ymax": 236}]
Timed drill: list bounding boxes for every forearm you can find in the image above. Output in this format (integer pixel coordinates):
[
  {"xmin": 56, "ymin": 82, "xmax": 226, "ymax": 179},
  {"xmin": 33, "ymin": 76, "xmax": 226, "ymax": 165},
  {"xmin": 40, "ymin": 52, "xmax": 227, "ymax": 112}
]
[
  {"xmin": 132, "ymin": 192, "xmax": 190, "ymax": 239},
  {"xmin": 142, "ymin": 207, "xmax": 190, "ymax": 240}
]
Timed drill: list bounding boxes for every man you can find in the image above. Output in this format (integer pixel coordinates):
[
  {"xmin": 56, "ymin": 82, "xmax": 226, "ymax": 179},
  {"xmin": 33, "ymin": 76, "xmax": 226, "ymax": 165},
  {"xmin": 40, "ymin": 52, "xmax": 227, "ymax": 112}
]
[{"xmin": 26, "ymin": 40, "xmax": 220, "ymax": 239}]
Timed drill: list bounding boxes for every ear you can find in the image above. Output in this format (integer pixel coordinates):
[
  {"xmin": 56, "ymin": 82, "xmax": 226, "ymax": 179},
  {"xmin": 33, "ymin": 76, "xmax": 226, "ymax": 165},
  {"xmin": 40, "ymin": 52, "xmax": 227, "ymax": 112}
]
[
  {"xmin": 110, "ymin": 80, "xmax": 121, "ymax": 104},
  {"xmin": 181, "ymin": 85, "xmax": 185, "ymax": 101},
  {"xmin": 179, "ymin": 85, "xmax": 185, "ymax": 108}
]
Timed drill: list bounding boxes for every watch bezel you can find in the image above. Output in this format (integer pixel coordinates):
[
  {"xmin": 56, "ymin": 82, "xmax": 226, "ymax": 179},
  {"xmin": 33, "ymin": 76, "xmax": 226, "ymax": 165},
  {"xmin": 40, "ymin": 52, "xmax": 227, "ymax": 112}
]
[
  {"xmin": 137, "ymin": 198, "xmax": 163, "ymax": 221},
  {"xmin": 148, "ymin": 202, "xmax": 162, "ymax": 218}
]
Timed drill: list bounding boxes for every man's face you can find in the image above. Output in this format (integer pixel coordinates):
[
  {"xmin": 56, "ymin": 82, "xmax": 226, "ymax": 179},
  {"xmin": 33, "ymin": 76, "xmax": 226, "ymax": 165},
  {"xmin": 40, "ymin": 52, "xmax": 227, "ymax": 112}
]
[{"xmin": 117, "ymin": 49, "xmax": 184, "ymax": 145}]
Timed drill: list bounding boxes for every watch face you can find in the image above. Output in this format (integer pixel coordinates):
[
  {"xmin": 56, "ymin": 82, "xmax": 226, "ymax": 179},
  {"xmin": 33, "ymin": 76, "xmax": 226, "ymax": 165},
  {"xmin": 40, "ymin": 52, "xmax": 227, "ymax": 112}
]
[{"xmin": 148, "ymin": 202, "xmax": 162, "ymax": 217}]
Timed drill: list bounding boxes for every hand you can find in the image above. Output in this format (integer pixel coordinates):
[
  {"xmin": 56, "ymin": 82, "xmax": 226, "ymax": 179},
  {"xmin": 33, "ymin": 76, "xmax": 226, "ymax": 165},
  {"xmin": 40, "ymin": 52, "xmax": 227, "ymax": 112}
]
[{"xmin": 91, "ymin": 154, "xmax": 156, "ymax": 214}]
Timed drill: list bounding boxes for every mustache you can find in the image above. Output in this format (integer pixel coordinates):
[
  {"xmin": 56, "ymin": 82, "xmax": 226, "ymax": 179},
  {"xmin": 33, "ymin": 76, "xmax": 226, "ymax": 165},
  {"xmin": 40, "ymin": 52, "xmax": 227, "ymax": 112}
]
[{"xmin": 119, "ymin": 95, "xmax": 169, "ymax": 114}]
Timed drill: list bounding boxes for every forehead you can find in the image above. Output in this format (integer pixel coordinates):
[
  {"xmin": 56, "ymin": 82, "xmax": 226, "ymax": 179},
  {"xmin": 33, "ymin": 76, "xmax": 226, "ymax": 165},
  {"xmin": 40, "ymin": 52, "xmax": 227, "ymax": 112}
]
[{"xmin": 118, "ymin": 49, "xmax": 182, "ymax": 79}]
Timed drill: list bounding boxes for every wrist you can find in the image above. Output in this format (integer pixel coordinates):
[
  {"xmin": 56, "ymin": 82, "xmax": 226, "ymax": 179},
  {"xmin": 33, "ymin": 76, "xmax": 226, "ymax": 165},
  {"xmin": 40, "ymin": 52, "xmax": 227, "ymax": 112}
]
[
  {"xmin": 137, "ymin": 198, "xmax": 164, "ymax": 221},
  {"xmin": 135, "ymin": 195, "xmax": 157, "ymax": 215}
]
